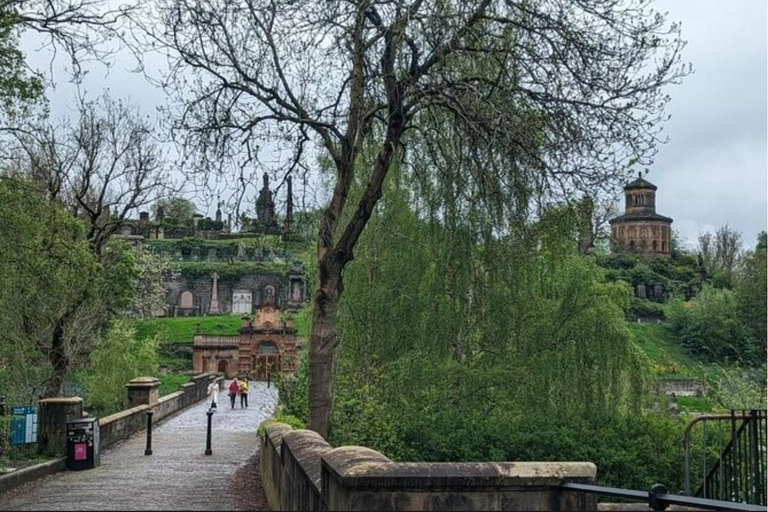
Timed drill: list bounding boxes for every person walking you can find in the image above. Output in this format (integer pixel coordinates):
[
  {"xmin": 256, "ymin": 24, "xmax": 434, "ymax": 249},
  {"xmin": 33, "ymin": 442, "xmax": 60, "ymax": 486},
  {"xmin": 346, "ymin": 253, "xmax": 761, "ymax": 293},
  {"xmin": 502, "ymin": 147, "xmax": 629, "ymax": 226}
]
[
  {"xmin": 207, "ymin": 380, "xmax": 219, "ymax": 410},
  {"xmin": 228, "ymin": 378, "xmax": 240, "ymax": 409},
  {"xmin": 239, "ymin": 378, "xmax": 249, "ymax": 408}
]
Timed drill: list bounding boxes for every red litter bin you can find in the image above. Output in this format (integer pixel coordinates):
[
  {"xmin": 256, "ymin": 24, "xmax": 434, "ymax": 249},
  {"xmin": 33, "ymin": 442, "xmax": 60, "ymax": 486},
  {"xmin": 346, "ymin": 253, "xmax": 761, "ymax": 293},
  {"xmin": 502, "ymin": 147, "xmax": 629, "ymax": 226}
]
[{"xmin": 66, "ymin": 418, "xmax": 100, "ymax": 470}]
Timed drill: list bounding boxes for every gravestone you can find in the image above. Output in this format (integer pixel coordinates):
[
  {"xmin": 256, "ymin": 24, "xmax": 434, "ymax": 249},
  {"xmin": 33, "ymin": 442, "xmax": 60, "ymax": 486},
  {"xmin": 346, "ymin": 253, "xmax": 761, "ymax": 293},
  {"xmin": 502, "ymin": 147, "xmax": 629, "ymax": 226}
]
[
  {"xmin": 653, "ymin": 284, "xmax": 663, "ymax": 301},
  {"xmin": 207, "ymin": 248, "xmax": 217, "ymax": 262},
  {"xmin": 237, "ymin": 241, "xmax": 247, "ymax": 259},
  {"xmin": 636, "ymin": 284, "xmax": 647, "ymax": 299},
  {"xmin": 254, "ymin": 246, "xmax": 264, "ymax": 260}
]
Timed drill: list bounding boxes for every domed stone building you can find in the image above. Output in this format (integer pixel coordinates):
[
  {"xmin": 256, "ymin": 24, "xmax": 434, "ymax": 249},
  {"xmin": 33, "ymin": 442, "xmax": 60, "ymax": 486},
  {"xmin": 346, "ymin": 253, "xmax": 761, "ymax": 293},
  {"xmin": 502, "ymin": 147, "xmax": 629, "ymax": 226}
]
[{"xmin": 609, "ymin": 173, "xmax": 673, "ymax": 258}]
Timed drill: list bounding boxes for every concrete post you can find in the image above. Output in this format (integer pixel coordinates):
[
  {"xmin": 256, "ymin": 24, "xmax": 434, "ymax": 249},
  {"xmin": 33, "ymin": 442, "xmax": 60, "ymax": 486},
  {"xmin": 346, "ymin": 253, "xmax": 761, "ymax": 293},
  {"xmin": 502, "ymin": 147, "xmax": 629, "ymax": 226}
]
[
  {"xmin": 38, "ymin": 397, "xmax": 83, "ymax": 457},
  {"xmin": 126, "ymin": 377, "xmax": 161, "ymax": 408}
]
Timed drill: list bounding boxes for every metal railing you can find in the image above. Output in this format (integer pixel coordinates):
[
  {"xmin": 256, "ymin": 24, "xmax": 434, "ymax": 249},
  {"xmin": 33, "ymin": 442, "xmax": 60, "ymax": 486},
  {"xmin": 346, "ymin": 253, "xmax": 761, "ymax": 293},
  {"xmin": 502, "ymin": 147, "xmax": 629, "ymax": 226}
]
[
  {"xmin": 560, "ymin": 482, "xmax": 766, "ymax": 511},
  {"xmin": 684, "ymin": 409, "xmax": 767, "ymax": 505}
]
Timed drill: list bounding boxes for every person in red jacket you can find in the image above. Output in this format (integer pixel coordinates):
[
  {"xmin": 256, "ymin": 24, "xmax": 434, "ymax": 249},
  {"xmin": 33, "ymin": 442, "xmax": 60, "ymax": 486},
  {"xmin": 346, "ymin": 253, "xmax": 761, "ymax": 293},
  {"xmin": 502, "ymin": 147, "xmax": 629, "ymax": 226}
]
[{"xmin": 228, "ymin": 378, "xmax": 240, "ymax": 409}]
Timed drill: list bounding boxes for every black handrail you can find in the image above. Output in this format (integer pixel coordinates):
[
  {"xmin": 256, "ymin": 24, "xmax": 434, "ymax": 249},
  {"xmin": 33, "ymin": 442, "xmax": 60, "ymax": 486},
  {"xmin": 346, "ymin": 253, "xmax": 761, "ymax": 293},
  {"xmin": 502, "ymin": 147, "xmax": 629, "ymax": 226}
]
[{"xmin": 560, "ymin": 482, "xmax": 766, "ymax": 512}]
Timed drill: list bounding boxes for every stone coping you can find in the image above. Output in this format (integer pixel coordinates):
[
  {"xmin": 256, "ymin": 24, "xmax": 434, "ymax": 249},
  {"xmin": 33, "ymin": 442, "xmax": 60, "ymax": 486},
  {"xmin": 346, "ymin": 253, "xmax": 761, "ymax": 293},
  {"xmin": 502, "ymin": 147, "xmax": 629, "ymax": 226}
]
[
  {"xmin": 282, "ymin": 429, "xmax": 333, "ymax": 491},
  {"xmin": 125, "ymin": 377, "xmax": 160, "ymax": 389},
  {"xmin": 322, "ymin": 448, "xmax": 596, "ymax": 489},
  {"xmin": 190, "ymin": 372, "xmax": 218, "ymax": 382},
  {"xmin": 158, "ymin": 391, "xmax": 185, "ymax": 403},
  {"xmin": 99, "ymin": 404, "xmax": 150, "ymax": 426},
  {"xmin": 263, "ymin": 420, "xmax": 295, "ymax": 448},
  {"xmin": 264, "ymin": 422, "xmax": 596, "ymax": 491},
  {"xmin": 38, "ymin": 397, "xmax": 83, "ymax": 405},
  {"xmin": 0, "ymin": 458, "xmax": 66, "ymax": 495}
]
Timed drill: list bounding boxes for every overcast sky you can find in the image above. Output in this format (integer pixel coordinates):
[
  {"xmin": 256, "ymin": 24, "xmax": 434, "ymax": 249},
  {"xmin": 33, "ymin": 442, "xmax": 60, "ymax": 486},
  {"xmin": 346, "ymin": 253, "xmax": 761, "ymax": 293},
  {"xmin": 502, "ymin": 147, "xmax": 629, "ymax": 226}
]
[{"xmin": 22, "ymin": 0, "xmax": 768, "ymax": 250}]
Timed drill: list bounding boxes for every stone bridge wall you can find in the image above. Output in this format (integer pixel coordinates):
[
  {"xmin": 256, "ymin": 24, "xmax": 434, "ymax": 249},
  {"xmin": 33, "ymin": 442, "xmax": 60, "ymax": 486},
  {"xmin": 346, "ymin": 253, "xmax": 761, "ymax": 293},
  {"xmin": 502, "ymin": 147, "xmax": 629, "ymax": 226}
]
[
  {"xmin": 260, "ymin": 421, "xmax": 597, "ymax": 511},
  {"xmin": 99, "ymin": 372, "xmax": 221, "ymax": 449}
]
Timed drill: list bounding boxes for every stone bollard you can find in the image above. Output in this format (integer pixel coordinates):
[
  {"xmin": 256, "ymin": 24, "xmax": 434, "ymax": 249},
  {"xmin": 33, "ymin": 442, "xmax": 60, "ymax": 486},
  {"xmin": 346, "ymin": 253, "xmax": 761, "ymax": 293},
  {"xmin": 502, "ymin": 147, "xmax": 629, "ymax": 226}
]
[
  {"xmin": 126, "ymin": 377, "xmax": 160, "ymax": 409},
  {"xmin": 38, "ymin": 397, "xmax": 83, "ymax": 457}
]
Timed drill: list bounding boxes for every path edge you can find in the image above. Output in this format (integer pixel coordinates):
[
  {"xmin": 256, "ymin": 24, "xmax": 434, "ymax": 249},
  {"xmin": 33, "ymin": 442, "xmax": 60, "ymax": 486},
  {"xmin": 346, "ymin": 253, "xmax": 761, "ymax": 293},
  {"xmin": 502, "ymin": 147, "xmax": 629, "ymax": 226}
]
[{"xmin": 0, "ymin": 458, "xmax": 66, "ymax": 495}]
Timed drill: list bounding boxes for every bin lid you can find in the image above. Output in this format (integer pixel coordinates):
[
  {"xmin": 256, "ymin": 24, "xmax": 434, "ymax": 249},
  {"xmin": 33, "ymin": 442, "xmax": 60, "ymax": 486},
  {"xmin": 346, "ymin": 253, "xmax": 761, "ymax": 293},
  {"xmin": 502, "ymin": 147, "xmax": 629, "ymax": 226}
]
[{"xmin": 67, "ymin": 417, "xmax": 97, "ymax": 427}]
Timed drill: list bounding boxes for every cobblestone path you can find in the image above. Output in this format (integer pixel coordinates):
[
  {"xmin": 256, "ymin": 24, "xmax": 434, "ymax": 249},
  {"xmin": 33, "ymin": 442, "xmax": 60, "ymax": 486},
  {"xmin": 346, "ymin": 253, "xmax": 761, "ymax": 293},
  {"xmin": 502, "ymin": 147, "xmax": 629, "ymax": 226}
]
[{"xmin": 1, "ymin": 381, "xmax": 278, "ymax": 511}]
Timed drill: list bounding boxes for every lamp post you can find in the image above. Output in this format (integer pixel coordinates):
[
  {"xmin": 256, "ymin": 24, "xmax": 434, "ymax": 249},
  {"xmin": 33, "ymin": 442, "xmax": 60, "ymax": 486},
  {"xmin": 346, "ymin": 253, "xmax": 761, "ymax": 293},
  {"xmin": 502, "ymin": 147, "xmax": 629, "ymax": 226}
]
[
  {"xmin": 144, "ymin": 410, "xmax": 154, "ymax": 456},
  {"xmin": 205, "ymin": 409, "xmax": 213, "ymax": 456}
]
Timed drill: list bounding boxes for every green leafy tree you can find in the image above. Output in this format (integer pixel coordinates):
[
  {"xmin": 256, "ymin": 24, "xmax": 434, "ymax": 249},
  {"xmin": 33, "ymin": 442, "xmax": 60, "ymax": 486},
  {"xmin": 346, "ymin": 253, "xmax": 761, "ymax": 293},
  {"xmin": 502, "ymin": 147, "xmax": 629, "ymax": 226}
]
[
  {"xmin": 0, "ymin": 10, "xmax": 43, "ymax": 122},
  {"xmin": 85, "ymin": 322, "xmax": 159, "ymax": 414},
  {"xmin": 665, "ymin": 286, "xmax": 756, "ymax": 364},
  {"xmin": 151, "ymin": 197, "xmax": 196, "ymax": 222},
  {"xmin": 0, "ymin": 176, "xmax": 103, "ymax": 400},
  {"xmin": 734, "ymin": 231, "xmax": 767, "ymax": 359}
]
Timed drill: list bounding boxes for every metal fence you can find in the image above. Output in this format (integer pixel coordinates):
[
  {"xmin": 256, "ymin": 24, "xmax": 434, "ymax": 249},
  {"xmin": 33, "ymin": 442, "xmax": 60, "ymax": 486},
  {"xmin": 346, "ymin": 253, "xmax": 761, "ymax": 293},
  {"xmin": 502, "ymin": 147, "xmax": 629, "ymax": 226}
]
[
  {"xmin": 684, "ymin": 409, "xmax": 767, "ymax": 506},
  {"xmin": 561, "ymin": 482, "xmax": 766, "ymax": 512}
]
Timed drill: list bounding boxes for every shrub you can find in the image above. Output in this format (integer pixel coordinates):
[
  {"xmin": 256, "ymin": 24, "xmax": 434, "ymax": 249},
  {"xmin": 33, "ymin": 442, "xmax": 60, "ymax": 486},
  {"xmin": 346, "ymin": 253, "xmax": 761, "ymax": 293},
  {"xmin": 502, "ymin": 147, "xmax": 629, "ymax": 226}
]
[
  {"xmin": 628, "ymin": 297, "xmax": 665, "ymax": 321},
  {"xmin": 665, "ymin": 287, "xmax": 756, "ymax": 364},
  {"xmin": 85, "ymin": 322, "xmax": 159, "ymax": 415}
]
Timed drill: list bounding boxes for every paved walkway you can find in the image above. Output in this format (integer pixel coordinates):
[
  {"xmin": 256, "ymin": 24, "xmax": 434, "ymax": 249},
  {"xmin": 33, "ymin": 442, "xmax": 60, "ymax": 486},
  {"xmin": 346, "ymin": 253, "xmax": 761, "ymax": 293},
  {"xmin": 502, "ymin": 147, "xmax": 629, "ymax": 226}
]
[{"xmin": 1, "ymin": 381, "xmax": 278, "ymax": 511}]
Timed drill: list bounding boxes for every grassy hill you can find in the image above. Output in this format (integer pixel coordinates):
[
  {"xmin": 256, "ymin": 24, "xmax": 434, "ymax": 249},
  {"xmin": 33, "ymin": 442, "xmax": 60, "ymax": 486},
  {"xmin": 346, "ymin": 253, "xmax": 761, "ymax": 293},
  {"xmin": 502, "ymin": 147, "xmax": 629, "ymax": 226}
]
[
  {"xmin": 628, "ymin": 322, "xmax": 696, "ymax": 378},
  {"xmin": 628, "ymin": 321, "xmax": 766, "ymax": 413},
  {"xmin": 132, "ymin": 316, "xmax": 243, "ymax": 343}
]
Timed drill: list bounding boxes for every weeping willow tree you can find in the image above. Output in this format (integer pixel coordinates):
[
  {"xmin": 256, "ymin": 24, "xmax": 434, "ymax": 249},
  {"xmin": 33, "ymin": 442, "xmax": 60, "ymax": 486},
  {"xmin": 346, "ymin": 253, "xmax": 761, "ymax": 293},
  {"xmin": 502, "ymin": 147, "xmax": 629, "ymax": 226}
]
[{"xmin": 318, "ymin": 161, "xmax": 680, "ymax": 486}]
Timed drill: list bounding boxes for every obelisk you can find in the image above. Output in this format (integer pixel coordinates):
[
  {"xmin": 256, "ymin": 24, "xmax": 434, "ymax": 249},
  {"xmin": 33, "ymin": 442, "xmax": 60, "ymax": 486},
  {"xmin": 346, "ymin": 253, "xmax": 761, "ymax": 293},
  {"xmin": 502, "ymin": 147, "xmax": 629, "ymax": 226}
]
[{"xmin": 209, "ymin": 272, "xmax": 220, "ymax": 314}]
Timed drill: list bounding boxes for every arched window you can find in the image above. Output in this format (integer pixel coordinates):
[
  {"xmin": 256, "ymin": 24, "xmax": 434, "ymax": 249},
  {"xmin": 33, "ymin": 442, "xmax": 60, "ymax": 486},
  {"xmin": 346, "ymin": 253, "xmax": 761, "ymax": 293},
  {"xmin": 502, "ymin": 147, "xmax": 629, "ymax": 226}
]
[
  {"xmin": 232, "ymin": 290, "xmax": 252, "ymax": 314},
  {"xmin": 629, "ymin": 240, "xmax": 635, "ymax": 251},
  {"xmin": 662, "ymin": 241, "xmax": 667, "ymax": 252},
  {"xmin": 652, "ymin": 240, "xmax": 658, "ymax": 252}
]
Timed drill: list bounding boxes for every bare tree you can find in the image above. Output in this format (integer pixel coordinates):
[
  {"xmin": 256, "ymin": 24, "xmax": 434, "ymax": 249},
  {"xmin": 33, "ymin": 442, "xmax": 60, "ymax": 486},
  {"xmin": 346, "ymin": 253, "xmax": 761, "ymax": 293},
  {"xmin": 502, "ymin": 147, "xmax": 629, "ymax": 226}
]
[
  {"xmin": 136, "ymin": 0, "xmax": 689, "ymax": 436},
  {"xmin": 0, "ymin": 0, "xmax": 135, "ymax": 124},
  {"xmin": 698, "ymin": 224, "xmax": 743, "ymax": 286},
  {"xmin": 715, "ymin": 224, "xmax": 742, "ymax": 287},
  {"xmin": 8, "ymin": 94, "xmax": 171, "ymax": 253}
]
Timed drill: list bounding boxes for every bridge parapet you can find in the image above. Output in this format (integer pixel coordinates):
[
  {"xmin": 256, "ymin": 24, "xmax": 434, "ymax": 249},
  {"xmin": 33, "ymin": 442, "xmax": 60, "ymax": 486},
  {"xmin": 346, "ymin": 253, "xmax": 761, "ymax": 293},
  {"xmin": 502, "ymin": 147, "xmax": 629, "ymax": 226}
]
[{"xmin": 260, "ymin": 422, "xmax": 597, "ymax": 511}]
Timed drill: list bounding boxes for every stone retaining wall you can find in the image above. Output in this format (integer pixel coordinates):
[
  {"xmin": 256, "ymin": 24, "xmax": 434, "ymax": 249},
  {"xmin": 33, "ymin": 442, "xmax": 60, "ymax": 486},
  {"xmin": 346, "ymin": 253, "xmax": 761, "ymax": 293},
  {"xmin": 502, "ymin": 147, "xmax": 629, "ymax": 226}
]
[
  {"xmin": 656, "ymin": 379, "xmax": 705, "ymax": 397},
  {"xmin": 98, "ymin": 372, "xmax": 221, "ymax": 449},
  {"xmin": 260, "ymin": 421, "xmax": 597, "ymax": 511}
]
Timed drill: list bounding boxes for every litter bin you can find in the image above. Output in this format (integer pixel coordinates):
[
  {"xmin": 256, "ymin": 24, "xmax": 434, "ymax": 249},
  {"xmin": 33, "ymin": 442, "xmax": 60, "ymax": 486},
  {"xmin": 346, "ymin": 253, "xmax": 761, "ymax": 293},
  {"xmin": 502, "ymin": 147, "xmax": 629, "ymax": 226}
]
[{"xmin": 66, "ymin": 417, "xmax": 100, "ymax": 470}]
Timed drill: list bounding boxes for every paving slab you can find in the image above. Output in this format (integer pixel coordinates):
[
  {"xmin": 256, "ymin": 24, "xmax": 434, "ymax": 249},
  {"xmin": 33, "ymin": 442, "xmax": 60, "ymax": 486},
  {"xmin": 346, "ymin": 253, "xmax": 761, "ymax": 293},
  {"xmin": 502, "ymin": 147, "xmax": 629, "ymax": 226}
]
[{"xmin": 0, "ymin": 381, "xmax": 278, "ymax": 511}]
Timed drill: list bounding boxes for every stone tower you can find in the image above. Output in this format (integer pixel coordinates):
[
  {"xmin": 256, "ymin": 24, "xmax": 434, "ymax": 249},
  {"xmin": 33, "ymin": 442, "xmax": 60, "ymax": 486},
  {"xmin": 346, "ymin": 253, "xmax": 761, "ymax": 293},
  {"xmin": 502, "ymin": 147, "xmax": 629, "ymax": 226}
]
[{"xmin": 609, "ymin": 173, "xmax": 673, "ymax": 258}]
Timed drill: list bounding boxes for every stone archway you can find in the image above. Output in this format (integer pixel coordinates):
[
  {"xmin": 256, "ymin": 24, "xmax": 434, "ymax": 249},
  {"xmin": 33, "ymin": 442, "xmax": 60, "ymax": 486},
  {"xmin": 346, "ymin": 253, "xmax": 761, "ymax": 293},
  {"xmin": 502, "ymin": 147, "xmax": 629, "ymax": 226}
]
[
  {"xmin": 253, "ymin": 342, "xmax": 280, "ymax": 380},
  {"xmin": 217, "ymin": 359, "xmax": 228, "ymax": 375}
]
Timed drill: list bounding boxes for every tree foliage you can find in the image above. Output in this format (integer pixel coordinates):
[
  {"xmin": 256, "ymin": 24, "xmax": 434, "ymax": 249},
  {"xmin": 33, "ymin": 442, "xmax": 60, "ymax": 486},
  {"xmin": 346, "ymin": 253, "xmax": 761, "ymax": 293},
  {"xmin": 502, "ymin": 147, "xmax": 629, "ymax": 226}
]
[
  {"xmin": 151, "ymin": 197, "xmax": 196, "ymax": 221},
  {"xmin": 279, "ymin": 167, "xmax": 688, "ymax": 489},
  {"xmin": 0, "ymin": 176, "xmax": 102, "ymax": 400},
  {"xmin": 85, "ymin": 321, "xmax": 159, "ymax": 414},
  {"xmin": 665, "ymin": 286, "xmax": 756, "ymax": 364},
  {"xmin": 734, "ymin": 231, "xmax": 767, "ymax": 359},
  {"xmin": 697, "ymin": 224, "xmax": 743, "ymax": 288}
]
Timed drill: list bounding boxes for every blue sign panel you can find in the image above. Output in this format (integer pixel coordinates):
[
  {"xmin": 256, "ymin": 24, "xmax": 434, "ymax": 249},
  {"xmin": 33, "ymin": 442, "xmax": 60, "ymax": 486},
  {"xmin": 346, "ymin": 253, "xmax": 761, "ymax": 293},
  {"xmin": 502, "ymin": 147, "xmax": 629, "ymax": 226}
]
[{"xmin": 10, "ymin": 406, "xmax": 38, "ymax": 445}]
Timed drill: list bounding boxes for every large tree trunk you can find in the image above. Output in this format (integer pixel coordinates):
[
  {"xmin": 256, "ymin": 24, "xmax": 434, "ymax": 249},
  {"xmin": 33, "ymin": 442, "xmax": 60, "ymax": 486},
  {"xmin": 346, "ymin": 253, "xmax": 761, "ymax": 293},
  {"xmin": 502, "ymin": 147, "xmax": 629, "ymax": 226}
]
[
  {"xmin": 42, "ymin": 317, "xmax": 70, "ymax": 398},
  {"xmin": 307, "ymin": 256, "xmax": 343, "ymax": 438}
]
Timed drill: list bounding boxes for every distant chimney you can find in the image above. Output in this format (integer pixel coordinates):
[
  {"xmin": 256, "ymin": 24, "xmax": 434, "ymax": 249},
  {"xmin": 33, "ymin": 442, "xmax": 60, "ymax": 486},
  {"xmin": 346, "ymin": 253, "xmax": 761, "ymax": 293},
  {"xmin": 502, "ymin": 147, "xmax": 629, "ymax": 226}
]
[{"xmin": 139, "ymin": 211, "xmax": 149, "ymax": 222}]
